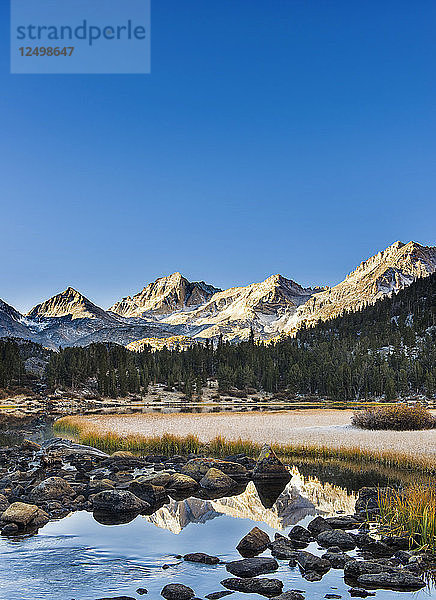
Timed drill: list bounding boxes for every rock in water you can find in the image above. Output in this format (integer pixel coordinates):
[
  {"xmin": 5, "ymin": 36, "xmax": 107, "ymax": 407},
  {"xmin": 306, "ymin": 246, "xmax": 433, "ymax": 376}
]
[
  {"xmin": 199, "ymin": 468, "xmax": 238, "ymax": 491},
  {"xmin": 221, "ymin": 577, "xmax": 283, "ymax": 597},
  {"xmin": 29, "ymin": 477, "xmax": 75, "ymax": 502},
  {"xmin": 184, "ymin": 552, "xmax": 220, "ymax": 565},
  {"xmin": 92, "ymin": 490, "xmax": 149, "ymax": 513},
  {"xmin": 226, "ymin": 557, "xmax": 279, "ymax": 578},
  {"xmin": 252, "ymin": 445, "xmax": 290, "ymax": 481},
  {"xmin": 237, "ymin": 527, "xmax": 271, "ymax": 557},
  {"xmin": 161, "ymin": 584, "xmax": 195, "ymax": 600},
  {"xmin": 1, "ymin": 502, "xmax": 38, "ymax": 525},
  {"xmin": 356, "ymin": 572, "xmax": 426, "ymax": 591},
  {"xmin": 182, "ymin": 458, "xmax": 248, "ymax": 481},
  {"xmin": 271, "ymin": 593, "xmax": 305, "ymax": 600},
  {"xmin": 317, "ymin": 529, "xmax": 356, "ymax": 550}
]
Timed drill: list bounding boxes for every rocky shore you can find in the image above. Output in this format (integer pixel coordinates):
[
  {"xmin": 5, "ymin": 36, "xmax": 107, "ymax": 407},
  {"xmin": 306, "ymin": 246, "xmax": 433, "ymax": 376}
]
[{"xmin": 0, "ymin": 438, "xmax": 434, "ymax": 600}]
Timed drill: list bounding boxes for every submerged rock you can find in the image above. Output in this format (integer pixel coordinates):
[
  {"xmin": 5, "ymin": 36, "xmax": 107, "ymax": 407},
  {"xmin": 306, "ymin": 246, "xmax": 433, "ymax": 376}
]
[
  {"xmin": 237, "ymin": 526, "xmax": 270, "ymax": 557},
  {"xmin": 317, "ymin": 529, "xmax": 356, "ymax": 550},
  {"xmin": 271, "ymin": 592, "xmax": 305, "ymax": 600},
  {"xmin": 348, "ymin": 589, "xmax": 376, "ymax": 598},
  {"xmin": 184, "ymin": 552, "xmax": 220, "ymax": 565},
  {"xmin": 161, "ymin": 583, "xmax": 195, "ymax": 600},
  {"xmin": 221, "ymin": 577, "xmax": 283, "ymax": 597},
  {"xmin": 296, "ymin": 551, "xmax": 331, "ymax": 574},
  {"xmin": 252, "ymin": 445, "xmax": 291, "ymax": 481},
  {"xmin": 226, "ymin": 557, "xmax": 279, "ymax": 578},
  {"xmin": 356, "ymin": 572, "xmax": 426, "ymax": 591}
]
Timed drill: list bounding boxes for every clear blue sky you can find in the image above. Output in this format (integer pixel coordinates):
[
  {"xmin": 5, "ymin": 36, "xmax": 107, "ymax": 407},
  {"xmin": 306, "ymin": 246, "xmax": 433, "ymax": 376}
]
[{"xmin": 1, "ymin": 1, "xmax": 435, "ymax": 313}]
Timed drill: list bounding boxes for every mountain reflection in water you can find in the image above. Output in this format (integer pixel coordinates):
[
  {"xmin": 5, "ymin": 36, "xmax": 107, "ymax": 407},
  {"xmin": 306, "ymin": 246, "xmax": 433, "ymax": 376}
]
[{"xmin": 145, "ymin": 467, "xmax": 356, "ymax": 533}]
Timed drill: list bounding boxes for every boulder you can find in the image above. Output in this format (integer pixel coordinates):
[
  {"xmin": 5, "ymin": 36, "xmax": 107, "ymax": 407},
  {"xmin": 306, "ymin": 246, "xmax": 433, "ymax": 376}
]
[
  {"xmin": 252, "ymin": 445, "xmax": 290, "ymax": 481},
  {"xmin": 184, "ymin": 552, "xmax": 220, "ymax": 565},
  {"xmin": 322, "ymin": 550, "xmax": 353, "ymax": 569},
  {"xmin": 317, "ymin": 529, "xmax": 356, "ymax": 550},
  {"xmin": 237, "ymin": 526, "xmax": 270, "ymax": 557},
  {"xmin": 199, "ymin": 468, "xmax": 238, "ymax": 491},
  {"xmin": 307, "ymin": 515, "xmax": 332, "ymax": 536},
  {"xmin": 128, "ymin": 478, "xmax": 168, "ymax": 506},
  {"xmin": 182, "ymin": 458, "xmax": 248, "ymax": 482},
  {"xmin": 271, "ymin": 593, "xmax": 305, "ymax": 600},
  {"xmin": 29, "ymin": 477, "xmax": 75, "ymax": 502},
  {"xmin": 353, "ymin": 533, "xmax": 394, "ymax": 557},
  {"xmin": 92, "ymin": 490, "xmax": 149, "ymax": 513},
  {"xmin": 205, "ymin": 593, "xmax": 234, "ymax": 600},
  {"xmin": 270, "ymin": 536, "xmax": 298, "ymax": 559},
  {"xmin": 139, "ymin": 472, "xmax": 173, "ymax": 487},
  {"xmin": 1, "ymin": 501, "xmax": 38, "ymax": 525},
  {"xmin": 226, "ymin": 557, "xmax": 279, "ymax": 578},
  {"xmin": 348, "ymin": 589, "xmax": 376, "ymax": 598},
  {"xmin": 344, "ymin": 560, "xmax": 396, "ymax": 579},
  {"xmin": 168, "ymin": 473, "xmax": 199, "ymax": 492},
  {"xmin": 111, "ymin": 451, "xmax": 136, "ymax": 458},
  {"xmin": 325, "ymin": 515, "xmax": 362, "ymax": 529},
  {"xmin": 161, "ymin": 584, "xmax": 195, "ymax": 600},
  {"xmin": 221, "ymin": 577, "xmax": 283, "ymax": 597},
  {"xmin": 356, "ymin": 572, "xmax": 426, "ymax": 591},
  {"xmin": 296, "ymin": 551, "xmax": 331, "ymax": 574},
  {"xmin": 288, "ymin": 525, "xmax": 312, "ymax": 546}
]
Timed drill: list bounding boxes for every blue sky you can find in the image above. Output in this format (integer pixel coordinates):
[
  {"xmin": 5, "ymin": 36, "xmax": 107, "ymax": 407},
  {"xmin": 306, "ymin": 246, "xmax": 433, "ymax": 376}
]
[{"xmin": 1, "ymin": 1, "xmax": 435, "ymax": 312}]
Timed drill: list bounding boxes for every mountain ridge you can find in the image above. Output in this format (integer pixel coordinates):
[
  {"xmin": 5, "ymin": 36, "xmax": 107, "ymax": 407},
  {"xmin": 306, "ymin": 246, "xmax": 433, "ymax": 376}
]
[{"xmin": 1, "ymin": 240, "xmax": 435, "ymax": 348}]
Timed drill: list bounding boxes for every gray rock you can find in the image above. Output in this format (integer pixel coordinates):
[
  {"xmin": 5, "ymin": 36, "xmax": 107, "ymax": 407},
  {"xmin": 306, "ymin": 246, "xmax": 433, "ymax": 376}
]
[
  {"xmin": 317, "ymin": 529, "xmax": 356, "ymax": 550},
  {"xmin": 272, "ymin": 592, "xmax": 305, "ymax": 600},
  {"xmin": 161, "ymin": 584, "xmax": 196, "ymax": 600},
  {"xmin": 356, "ymin": 572, "xmax": 426, "ymax": 591},
  {"xmin": 226, "ymin": 557, "xmax": 279, "ymax": 578},
  {"xmin": 344, "ymin": 559, "xmax": 395, "ymax": 579},
  {"xmin": 205, "ymin": 593, "xmax": 234, "ymax": 600},
  {"xmin": 92, "ymin": 489, "xmax": 149, "ymax": 513},
  {"xmin": 325, "ymin": 516, "xmax": 361, "ymax": 529},
  {"xmin": 221, "ymin": 577, "xmax": 283, "ymax": 597},
  {"xmin": 307, "ymin": 516, "xmax": 332, "ymax": 536},
  {"xmin": 288, "ymin": 525, "xmax": 312, "ymax": 545},
  {"xmin": 168, "ymin": 473, "xmax": 199, "ymax": 492},
  {"xmin": 182, "ymin": 458, "xmax": 248, "ymax": 482},
  {"xmin": 184, "ymin": 552, "xmax": 220, "ymax": 565},
  {"xmin": 322, "ymin": 550, "xmax": 353, "ymax": 569},
  {"xmin": 29, "ymin": 476, "xmax": 75, "ymax": 502},
  {"xmin": 296, "ymin": 551, "xmax": 331, "ymax": 574},
  {"xmin": 237, "ymin": 526, "xmax": 270, "ymax": 557},
  {"xmin": 199, "ymin": 468, "xmax": 238, "ymax": 491},
  {"xmin": 128, "ymin": 478, "xmax": 168, "ymax": 506},
  {"xmin": 270, "ymin": 536, "xmax": 298, "ymax": 559},
  {"xmin": 348, "ymin": 589, "xmax": 376, "ymax": 598},
  {"xmin": 252, "ymin": 445, "xmax": 290, "ymax": 481}
]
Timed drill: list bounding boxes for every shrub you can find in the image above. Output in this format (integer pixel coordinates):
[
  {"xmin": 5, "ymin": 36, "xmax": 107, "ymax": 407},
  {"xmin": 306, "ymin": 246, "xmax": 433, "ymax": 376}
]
[{"xmin": 352, "ymin": 403, "xmax": 436, "ymax": 431}]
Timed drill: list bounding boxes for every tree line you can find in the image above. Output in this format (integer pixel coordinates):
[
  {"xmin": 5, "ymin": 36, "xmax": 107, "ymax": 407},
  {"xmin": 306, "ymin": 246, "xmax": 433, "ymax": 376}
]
[{"xmin": 1, "ymin": 273, "xmax": 435, "ymax": 401}]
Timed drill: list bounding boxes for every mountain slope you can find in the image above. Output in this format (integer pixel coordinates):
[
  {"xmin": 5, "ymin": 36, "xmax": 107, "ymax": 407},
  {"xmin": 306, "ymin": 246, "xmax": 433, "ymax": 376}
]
[
  {"xmin": 282, "ymin": 241, "xmax": 436, "ymax": 334},
  {"xmin": 161, "ymin": 274, "xmax": 318, "ymax": 340},
  {"xmin": 28, "ymin": 287, "xmax": 113, "ymax": 321},
  {"xmin": 109, "ymin": 272, "xmax": 220, "ymax": 317},
  {"xmin": 0, "ymin": 300, "xmax": 33, "ymax": 340}
]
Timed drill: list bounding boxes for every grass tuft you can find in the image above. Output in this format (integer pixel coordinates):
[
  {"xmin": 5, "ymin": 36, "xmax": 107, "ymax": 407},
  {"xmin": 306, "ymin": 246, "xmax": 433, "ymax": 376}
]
[{"xmin": 377, "ymin": 484, "xmax": 436, "ymax": 552}]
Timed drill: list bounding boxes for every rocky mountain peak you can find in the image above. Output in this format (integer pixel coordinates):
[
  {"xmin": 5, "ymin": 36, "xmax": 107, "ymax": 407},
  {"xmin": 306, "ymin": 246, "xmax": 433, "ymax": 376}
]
[
  {"xmin": 27, "ymin": 287, "xmax": 111, "ymax": 321},
  {"xmin": 109, "ymin": 273, "xmax": 221, "ymax": 318}
]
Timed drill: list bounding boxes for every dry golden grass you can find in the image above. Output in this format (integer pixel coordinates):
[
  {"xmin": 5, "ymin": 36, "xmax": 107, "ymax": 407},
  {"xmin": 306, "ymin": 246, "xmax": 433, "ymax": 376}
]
[{"xmin": 54, "ymin": 409, "xmax": 436, "ymax": 474}]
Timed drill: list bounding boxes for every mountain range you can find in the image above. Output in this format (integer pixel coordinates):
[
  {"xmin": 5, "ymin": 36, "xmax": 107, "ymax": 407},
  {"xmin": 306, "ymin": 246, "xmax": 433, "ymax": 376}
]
[{"xmin": 1, "ymin": 240, "xmax": 435, "ymax": 349}]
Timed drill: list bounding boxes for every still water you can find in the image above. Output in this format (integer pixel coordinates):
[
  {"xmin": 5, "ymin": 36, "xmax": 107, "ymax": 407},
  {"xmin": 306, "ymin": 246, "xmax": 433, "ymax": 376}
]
[{"xmin": 0, "ymin": 466, "xmax": 434, "ymax": 600}]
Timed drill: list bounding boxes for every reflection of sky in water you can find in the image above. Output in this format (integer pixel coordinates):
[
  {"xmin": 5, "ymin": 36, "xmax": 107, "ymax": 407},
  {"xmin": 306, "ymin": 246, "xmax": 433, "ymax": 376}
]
[{"xmin": 1, "ymin": 509, "xmax": 435, "ymax": 600}]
